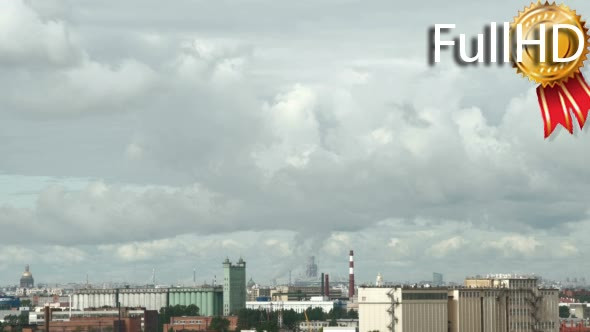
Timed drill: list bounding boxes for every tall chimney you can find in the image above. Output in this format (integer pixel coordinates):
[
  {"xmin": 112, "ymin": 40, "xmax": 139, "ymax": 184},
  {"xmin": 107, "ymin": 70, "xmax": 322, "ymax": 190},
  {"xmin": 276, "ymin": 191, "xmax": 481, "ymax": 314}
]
[
  {"xmin": 325, "ymin": 274, "xmax": 330, "ymax": 297},
  {"xmin": 321, "ymin": 273, "xmax": 325, "ymax": 296},
  {"xmin": 44, "ymin": 306, "xmax": 51, "ymax": 332},
  {"xmin": 349, "ymin": 250, "xmax": 355, "ymax": 298}
]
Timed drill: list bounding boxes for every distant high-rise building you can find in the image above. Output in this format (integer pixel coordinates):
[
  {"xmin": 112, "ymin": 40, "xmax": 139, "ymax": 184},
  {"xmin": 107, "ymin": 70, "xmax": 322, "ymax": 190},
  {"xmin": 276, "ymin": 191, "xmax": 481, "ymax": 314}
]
[
  {"xmin": 20, "ymin": 265, "xmax": 34, "ymax": 288},
  {"xmin": 433, "ymin": 272, "xmax": 443, "ymax": 286},
  {"xmin": 306, "ymin": 256, "xmax": 318, "ymax": 278},
  {"xmin": 223, "ymin": 257, "xmax": 246, "ymax": 316},
  {"xmin": 376, "ymin": 273, "xmax": 383, "ymax": 287}
]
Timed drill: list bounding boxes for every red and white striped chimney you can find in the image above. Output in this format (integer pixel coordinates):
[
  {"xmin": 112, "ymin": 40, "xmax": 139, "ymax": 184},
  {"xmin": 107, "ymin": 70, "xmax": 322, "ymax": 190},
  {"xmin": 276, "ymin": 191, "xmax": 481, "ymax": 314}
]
[{"xmin": 349, "ymin": 250, "xmax": 355, "ymax": 298}]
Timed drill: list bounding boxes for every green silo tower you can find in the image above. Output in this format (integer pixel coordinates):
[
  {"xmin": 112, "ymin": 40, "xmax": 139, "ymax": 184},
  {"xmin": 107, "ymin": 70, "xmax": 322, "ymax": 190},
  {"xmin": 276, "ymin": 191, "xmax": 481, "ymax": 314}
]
[{"xmin": 222, "ymin": 257, "xmax": 246, "ymax": 315}]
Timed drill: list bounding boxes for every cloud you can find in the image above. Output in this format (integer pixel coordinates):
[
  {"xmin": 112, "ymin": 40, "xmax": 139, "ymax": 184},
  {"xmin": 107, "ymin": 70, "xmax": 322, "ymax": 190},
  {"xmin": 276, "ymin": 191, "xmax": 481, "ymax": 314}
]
[
  {"xmin": 0, "ymin": 0, "xmax": 80, "ymax": 66},
  {"xmin": 430, "ymin": 236, "xmax": 466, "ymax": 258},
  {"xmin": 485, "ymin": 235, "xmax": 541, "ymax": 257}
]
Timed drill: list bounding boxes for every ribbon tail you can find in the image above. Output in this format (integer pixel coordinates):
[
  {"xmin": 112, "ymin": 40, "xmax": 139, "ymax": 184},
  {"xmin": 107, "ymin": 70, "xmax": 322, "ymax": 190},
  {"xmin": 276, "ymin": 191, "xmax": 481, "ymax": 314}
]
[
  {"xmin": 537, "ymin": 84, "xmax": 573, "ymax": 138},
  {"xmin": 559, "ymin": 73, "xmax": 590, "ymax": 129}
]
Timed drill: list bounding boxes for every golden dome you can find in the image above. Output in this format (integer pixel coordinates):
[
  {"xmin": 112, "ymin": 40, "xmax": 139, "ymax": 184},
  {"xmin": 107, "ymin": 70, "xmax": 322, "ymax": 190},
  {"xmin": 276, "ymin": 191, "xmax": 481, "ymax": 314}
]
[{"xmin": 21, "ymin": 265, "xmax": 33, "ymax": 279}]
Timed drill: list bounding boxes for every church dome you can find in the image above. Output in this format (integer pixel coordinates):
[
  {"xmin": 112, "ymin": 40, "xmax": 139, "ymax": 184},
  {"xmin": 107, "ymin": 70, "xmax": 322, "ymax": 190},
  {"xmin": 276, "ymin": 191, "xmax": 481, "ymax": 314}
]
[{"xmin": 20, "ymin": 265, "xmax": 34, "ymax": 288}]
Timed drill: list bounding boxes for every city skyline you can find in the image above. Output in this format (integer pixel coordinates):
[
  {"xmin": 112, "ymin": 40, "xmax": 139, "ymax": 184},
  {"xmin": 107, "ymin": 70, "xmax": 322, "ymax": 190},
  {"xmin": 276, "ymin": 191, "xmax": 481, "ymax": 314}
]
[{"xmin": 1, "ymin": 0, "xmax": 590, "ymax": 287}]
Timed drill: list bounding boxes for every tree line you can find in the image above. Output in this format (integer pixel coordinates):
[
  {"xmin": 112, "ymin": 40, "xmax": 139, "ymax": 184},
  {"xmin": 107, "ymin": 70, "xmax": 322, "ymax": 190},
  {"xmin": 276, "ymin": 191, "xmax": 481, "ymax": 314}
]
[{"xmin": 236, "ymin": 307, "xmax": 358, "ymax": 332}]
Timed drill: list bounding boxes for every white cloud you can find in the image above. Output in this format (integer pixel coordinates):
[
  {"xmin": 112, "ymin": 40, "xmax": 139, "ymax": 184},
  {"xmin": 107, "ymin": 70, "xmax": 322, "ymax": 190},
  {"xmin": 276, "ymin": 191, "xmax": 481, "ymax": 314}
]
[
  {"xmin": 0, "ymin": 0, "xmax": 80, "ymax": 66},
  {"xmin": 485, "ymin": 235, "xmax": 541, "ymax": 257},
  {"xmin": 429, "ymin": 236, "xmax": 466, "ymax": 258}
]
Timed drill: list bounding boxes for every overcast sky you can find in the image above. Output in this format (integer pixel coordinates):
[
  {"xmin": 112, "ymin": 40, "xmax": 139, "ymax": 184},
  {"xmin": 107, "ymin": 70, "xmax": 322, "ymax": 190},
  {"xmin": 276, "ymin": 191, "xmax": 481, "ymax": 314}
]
[{"xmin": 1, "ymin": 0, "xmax": 590, "ymax": 287}]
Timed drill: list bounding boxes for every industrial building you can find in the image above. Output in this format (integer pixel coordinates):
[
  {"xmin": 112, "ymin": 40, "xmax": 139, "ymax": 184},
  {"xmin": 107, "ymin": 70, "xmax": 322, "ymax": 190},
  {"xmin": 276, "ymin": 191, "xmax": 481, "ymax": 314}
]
[
  {"xmin": 72, "ymin": 259, "xmax": 246, "ymax": 317},
  {"xmin": 163, "ymin": 315, "xmax": 238, "ymax": 332},
  {"xmin": 246, "ymin": 296, "xmax": 336, "ymax": 313},
  {"xmin": 29, "ymin": 307, "xmax": 158, "ymax": 332},
  {"xmin": 222, "ymin": 258, "xmax": 246, "ymax": 316},
  {"xmin": 358, "ymin": 275, "xmax": 559, "ymax": 332},
  {"xmin": 0, "ymin": 296, "xmax": 20, "ymax": 310},
  {"xmin": 36, "ymin": 316, "xmax": 143, "ymax": 332},
  {"xmin": 359, "ymin": 287, "xmax": 449, "ymax": 332},
  {"xmin": 72, "ymin": 287, "xmax": 223, "ymax": 316},
  {"xmin": 270, "ymin": 285, "xmax": 343, "ymax": 301},
  {"xmin": 299, "ymin": 319, "xmax": 358, "ymax": 332}
]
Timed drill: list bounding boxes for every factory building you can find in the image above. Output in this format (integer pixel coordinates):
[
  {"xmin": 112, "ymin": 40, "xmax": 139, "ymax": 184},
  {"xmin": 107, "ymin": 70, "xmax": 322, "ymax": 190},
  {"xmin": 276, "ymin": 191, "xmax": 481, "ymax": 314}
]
[
  {"xmin": 163, "ymin": 315, "xmax": 238, "ymax": 332},
  {"xmin": 452, "ymin": 275, "xmax": 559, "ymax": 332},
  {"xmin": 222, "ymin": 258, "xmax": 246, "ymax": 316},
  {"xmin": 270, "ymin": 285, "xmax": 343, "ymax": 301},
  {"xmin": 0, "ymin": 296, "xmax": 20, "ymax": 310},
  {"xmin": 72, "ymin": 287, "xmax": 223, "ymax": 316},
  {"xmin": 36, "ymin": 316, "xmax": 143, "ymax": 332},
  {"xmin": 358, "ymin": 287, "xmax": 448, "ymax": 332},
  {"xmin": 29, "ymin": 307, "xmax": 158, "ymax": 332},
  {"xmin": 358, "ymin": 275, "xmax": 559, "ymax": 332},
  {"xmin": 246, "ymin": 296, "xmax": 335, "ymax": 313}
]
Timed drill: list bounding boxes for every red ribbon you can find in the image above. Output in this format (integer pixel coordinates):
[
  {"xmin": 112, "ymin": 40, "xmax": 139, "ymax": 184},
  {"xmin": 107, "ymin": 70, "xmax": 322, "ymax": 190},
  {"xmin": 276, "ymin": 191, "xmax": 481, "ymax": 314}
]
[{"xmin": 536, "ymin": 73, "xmax": 590, "ymax": 138}]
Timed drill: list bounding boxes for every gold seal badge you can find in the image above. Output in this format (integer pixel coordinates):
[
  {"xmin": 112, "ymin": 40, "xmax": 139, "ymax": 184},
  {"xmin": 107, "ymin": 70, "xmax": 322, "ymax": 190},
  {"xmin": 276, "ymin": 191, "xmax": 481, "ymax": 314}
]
[{"xmin": 512, "ymin": 2, "xmax": 590, "ymax": 87}]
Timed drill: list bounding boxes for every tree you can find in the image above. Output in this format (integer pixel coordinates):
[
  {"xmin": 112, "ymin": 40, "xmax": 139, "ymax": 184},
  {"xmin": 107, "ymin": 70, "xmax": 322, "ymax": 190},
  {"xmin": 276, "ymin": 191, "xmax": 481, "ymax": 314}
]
[
  {"xmin": 346, "ymin": 309, "xmax": 358, "ymax": 319},
  {"xmin": 328, "ymin": 317, "xmax": 337, "ymax": 326},
  {"xmin": 282, "ymin": 309, "xmax": 301, "ymax": 331},
  {"xmin": 305, "ymin": 307, "xmax": 325, "ymax": 321},
  {"xmin": 559, "ymin": 305, "xmax": 570, "ymax": 318},
  {"xmin": 158, "ymin": 305, "xmax": 200, "ymax": 332},
  {"xmin": 2, "ymin": 313, "xmax": 28, "ymax": 332},
  {"xmin": 328, "ymin": 307, "xmax": 347, "ymax": 320},
  {"xmin": 19, "ymin": 300, "xmax": 32, "ymax": 308},
  {"xmin": 209, "ymin": 317, "xmax": 230, "ymax": 332},
  {"xmin": 236, "ymin": 308, "xmax": 279, "ymax": 332}
]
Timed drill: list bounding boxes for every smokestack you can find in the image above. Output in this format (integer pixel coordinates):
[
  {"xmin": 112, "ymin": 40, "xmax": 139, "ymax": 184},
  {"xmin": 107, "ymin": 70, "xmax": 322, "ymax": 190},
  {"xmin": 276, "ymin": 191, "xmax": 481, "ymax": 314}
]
[
  {"xmin": 325, "ymin": 274, "xmax": 330, "ymax": 297},
  {"xmin": 44, "ymin": 306, "xmax": 51, "ymax": 332},
  {"xmin": 349, "ymin": 250, "xmax": 355, "ymax": 298},
  {"xmin": 321, "ymin": 273, "xmax": 325, "ymax": 296}
]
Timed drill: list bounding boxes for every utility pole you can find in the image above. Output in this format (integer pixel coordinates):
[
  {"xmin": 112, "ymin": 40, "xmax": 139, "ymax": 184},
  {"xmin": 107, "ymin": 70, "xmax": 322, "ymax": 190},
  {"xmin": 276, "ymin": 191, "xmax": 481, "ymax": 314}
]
[{"xmin": 117, "ymin": 301, "xmax": 121, "ymax": 332}]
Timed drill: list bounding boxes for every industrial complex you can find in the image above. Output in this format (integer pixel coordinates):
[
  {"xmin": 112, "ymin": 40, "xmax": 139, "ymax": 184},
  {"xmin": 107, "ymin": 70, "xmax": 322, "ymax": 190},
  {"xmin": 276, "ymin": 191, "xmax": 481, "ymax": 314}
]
[{"xmin": 0, "ymin": 252, "xmax": 577, "ymax": 332}]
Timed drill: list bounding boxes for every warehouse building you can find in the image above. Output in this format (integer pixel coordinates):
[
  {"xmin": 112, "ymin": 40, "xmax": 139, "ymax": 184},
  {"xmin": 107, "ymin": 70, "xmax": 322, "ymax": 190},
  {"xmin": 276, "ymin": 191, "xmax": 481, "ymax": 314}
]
[
  {"xmin": 29, "ymin": 308, "xmax": 158, "ymax": 332},
  {"xmin": 359, "ymin": 287, "xmax": 448, "ymax": 332},
  {"xmin": 246, "ymin": 296, "xmax": 336, "ymax": 313},
  {"xmin": 358, "ymin": 275, "xmax": 559, "ymax": 332},
  {"xmin": 452, "ymin": 275, "xmax": 559, "ymax": 332}
]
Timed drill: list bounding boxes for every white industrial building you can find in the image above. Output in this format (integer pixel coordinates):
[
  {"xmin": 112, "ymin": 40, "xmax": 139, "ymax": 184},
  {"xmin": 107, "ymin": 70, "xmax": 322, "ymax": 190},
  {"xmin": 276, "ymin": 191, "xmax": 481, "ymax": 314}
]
[
  {"xmin": 246, "ymin": 296, "xmax": 335, "ymax": 313},
  {"xmin": 359, "ymin": 287, "xmax": 448, "ymax": 332},
  {"xmin": 29, "ymin": 308, "xmax": 148, "ymax": 324},
  {"xmin": 358, "ymin": 275, "xmax": 559, "ymax": 332},
  {"xmin": 299, "ymin": 319, "xmax": 358, "ymax": 332},
  {"xmin": 72, "ymin": 288, "xmax": 167, "ymax": 311}
]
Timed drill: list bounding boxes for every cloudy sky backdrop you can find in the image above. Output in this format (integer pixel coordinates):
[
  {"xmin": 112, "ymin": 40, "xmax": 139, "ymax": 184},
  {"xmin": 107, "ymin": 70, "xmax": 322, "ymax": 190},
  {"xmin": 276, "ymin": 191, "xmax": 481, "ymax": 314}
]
[{"xmin": 1, "ymin": 0, "xmax": 590, "ymax": 286}]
